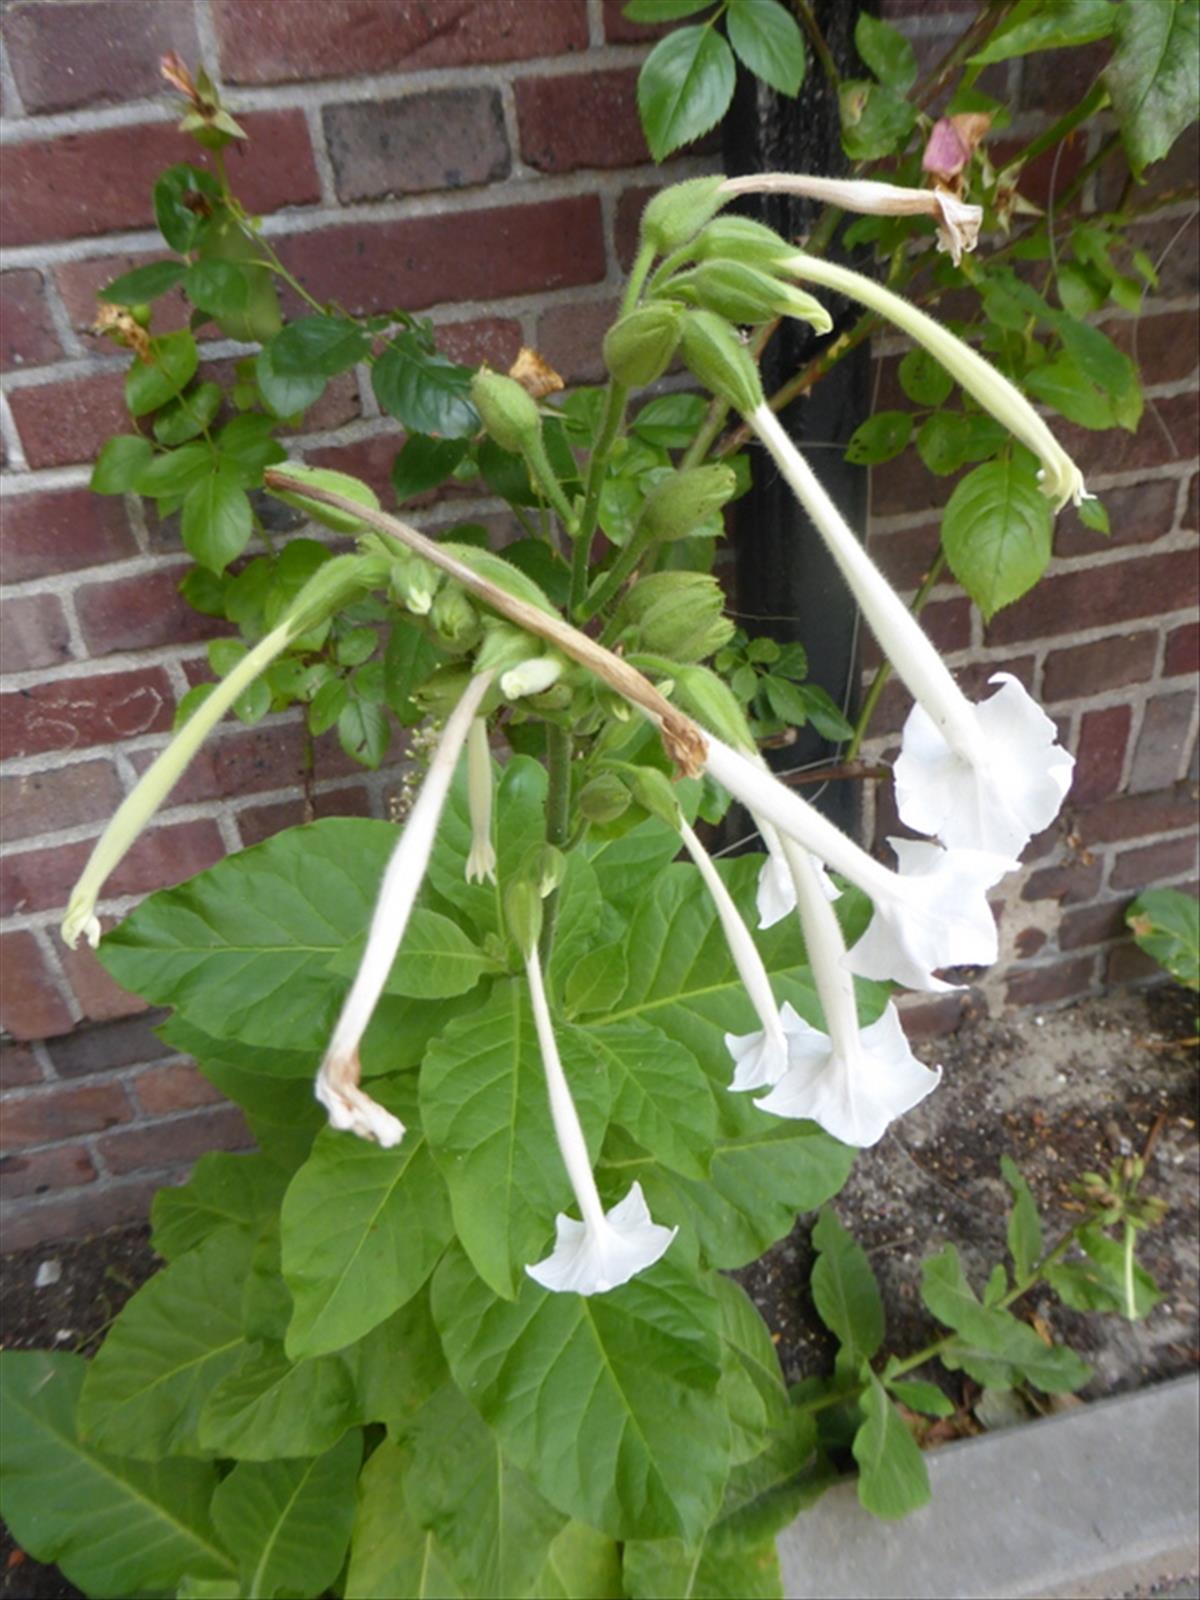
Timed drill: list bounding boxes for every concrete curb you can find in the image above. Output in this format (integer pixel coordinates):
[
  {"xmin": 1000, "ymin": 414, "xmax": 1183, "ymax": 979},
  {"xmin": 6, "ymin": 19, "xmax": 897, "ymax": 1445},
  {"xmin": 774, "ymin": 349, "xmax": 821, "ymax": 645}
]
[{"xmin": 778, "ymin": 1375, "xmax": 1200, "ymax": 1600}]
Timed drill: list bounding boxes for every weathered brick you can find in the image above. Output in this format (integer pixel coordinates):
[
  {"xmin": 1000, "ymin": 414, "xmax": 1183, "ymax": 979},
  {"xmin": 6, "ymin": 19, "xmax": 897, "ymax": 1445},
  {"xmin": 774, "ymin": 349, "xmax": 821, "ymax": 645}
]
[
  {"xmin": 1126, "ymin": 213, "xmax": 1199, "ymax": 302},
  {"xmin": 1, "ymin": 820, "xmax": 225, "ymax": 919},
  {"xmin": 1, "ymin": 666, "xmax": 175, "ymax": 759},
  {"xmin": 987, "ymin": 549, "xmax": 1200, "ymax": 646},
  {"xmin": 1128, "ymin": 692, "xmax": 1196, "ymax": 793},
  {"xmin": 0, "ymin": 489, "xmax": 140, "ymax": 583},
  {"xmin": 1078, "ymin": 784, "xmax": 1198, "ymax": 845},
  {"xmin": 1041, "ymin": 632, "xmax": 1157, "ymax": 702},
  {"xmin": 213, "ymin": 0, "xmax": 588, "ymax": 82},
  {"xmin": 1109, "ymin": 829, "xmax": 1200, "ymax": 891},
  {"xmin": 868, "ymin": 522, "xmax": 942, "ymax": 592},
  {"xmin": 1022, "ymin": 855, "xmax": 1104, "ymax": 906},
  {"xmin": 6, "ymin": 368, "xmax": 129, "ymax": 469},
  {"xmin": 56, "ymin": 251, "xmax": 191, "ymax": 335},
  {"xmin": 1014, "ymin": 926, "xmax": 1047, "ymax": 958},
  {"xmin": 1059, "ymin": 899, "xmax": 1130, "ymax": 951},
  {"xmin": 871, "ymin": 448, "xmax": 955, "ymax": 519},
  {"xmin": 1019, "ymin": 41, "xmax": 1107, "ymax": 114},
  {"xmin": 536, "ymin": 295, "xmax": 621, "ymax": 385},
  {"xmin": 615, "ymin": 185, "xmax": 660, "ymax": 272},
  {"xmin": 1, "ymin": 269, "xmax": 63, "ymax": 371},
  {"xmin": 859, "ymin": 596, "xmax": 971, "ymax": 676},
  {"xmin": 0, "ymin": 1081, "xmax": 131, "ymax": 1151},
  {"xmin": 75, "ymin": 567, "xmax": 229, "ymax": 657},
  {"xmin": 517, "ymin": 68, "xmax": 650, "ymax": 173},
  {"xmin": 0, "ymin": 1144, "xmax": 96, "ymax": 1201},
  {"xmin": 307, "ymin": 433, "xmax": 403, "ymax": 500},
  {"xmin": 0, "ymin": 1043, "xmax": 43, "ymax": 1091},
  {"xmin": 45, "ymin": 1011, "xmax": 170, "ymax": 1080},
  {"xmin": 1106, "ymin": 941, "xmax": 1166, "ymax": 986},
  {"xmin": 894, "ymin": 989, "xmax": 976, "ymax": 1041},
  {"xmin": 1164, "ymin": 622, "xmax": 1199, "ymax": 679},
  {"xmin": 129, "ymin": 720, "xmax": 304, "ymax": 805},
  {"xmin": 325, "ymin": 89, "xmax": 509, "ymax": 202},
  {"xmin": 57, "ymin": 940, "xmax": 150, "ymax": 1024},
  {"xmin": 97, "ymin": 1104, "xmax": 253, "ymax": 1175},
  {"xmin": 1095, "ymin": 120, "xmax": 1200, "ymax": 210},
  {"xmin": 1005, "ymin": 955, "xmax": 1096, "ymax": 1009},
  {"xmin": 1101, "ymin": 311, "xmax": 1200, "ymax": 388},
  {"xmin": 1058, "ymin": 391, "xmax": 1199, "ymax": 483},
  {"xmin": 1, "ymin": 1177, "xmax": 160, "ymax": 1250},
  {"xmin": 0, "ymin": 592, "xmax": 73, "ymax": 672},
  {"xmin": 0, "ymin": 932, "xmax": 74, "ymax": 1041},
  {"xmin": 1071, "ymin": 704, "xmax": 1131, "ymax": 806},
  {"xmin": 0, "ymin": 760, "xmax": 124, "ymax": 844},
  {"xmin": 3, "ymin": 0, "xmax": 200, "ymax": 115},
  {"xmin": 132, "ymin": 1063, "xmax": 224, "ymax": 1117},
  {"xmin": 1, "ymin": 111, "xmax": 319, "ymax": 247},
  {"xmin": 277, "ymin": 196, "xmax": 606, "ymax": 316},
  {"xmin": 1053, "ymin": 477, "xmax": 1177, "ymax": 559},
  {"xmin": 236, "ymin": 781, "xmax": 373, "ymax": 847},
  {"xmin": 435, "ymin": 317, "xmax": 522, "ymax": 371}
]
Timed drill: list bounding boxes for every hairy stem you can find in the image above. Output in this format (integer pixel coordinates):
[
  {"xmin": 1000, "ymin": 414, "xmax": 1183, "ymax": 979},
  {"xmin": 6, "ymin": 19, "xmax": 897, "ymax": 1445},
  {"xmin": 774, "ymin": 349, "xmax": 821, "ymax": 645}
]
[
  {"xmin": 844, "ymin": 553, "xmax": 946, "ymax": 761},
  {"xmin": 539, "ymin": 723, "xmax": 573, "ymax": 963}
]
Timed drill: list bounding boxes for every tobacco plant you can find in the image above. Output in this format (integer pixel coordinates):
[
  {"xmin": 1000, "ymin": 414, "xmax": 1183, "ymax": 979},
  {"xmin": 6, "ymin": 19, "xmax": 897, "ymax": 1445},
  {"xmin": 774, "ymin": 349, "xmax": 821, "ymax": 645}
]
[{"xmin": 1, "ymin": 8, "xmax": 1195, "ymax": 1597}]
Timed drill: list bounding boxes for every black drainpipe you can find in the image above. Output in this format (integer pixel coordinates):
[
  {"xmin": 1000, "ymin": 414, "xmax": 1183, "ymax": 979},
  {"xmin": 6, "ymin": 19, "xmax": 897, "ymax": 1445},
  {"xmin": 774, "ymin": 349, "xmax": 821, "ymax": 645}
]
[{"xmin": 721, "ymin": 0, "xmax": 874, "ymax": 841}]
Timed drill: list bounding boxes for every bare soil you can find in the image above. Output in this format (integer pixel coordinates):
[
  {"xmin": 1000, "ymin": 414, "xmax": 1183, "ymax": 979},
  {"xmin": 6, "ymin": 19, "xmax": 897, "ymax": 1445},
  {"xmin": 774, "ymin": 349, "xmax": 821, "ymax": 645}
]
[{"xmin": 2, "ymin": 984, "xmax": 1197, "ymax": 1599}]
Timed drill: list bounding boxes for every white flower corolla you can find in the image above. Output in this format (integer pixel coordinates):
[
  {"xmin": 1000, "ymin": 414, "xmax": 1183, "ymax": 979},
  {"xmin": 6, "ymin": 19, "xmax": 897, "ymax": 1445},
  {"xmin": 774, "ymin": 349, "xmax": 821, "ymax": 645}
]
[
  {"xmin": 524, "ymin": 943, "xmax": 675, "ymax": 1295},
  {"xmin": 315, "ymin": 671, "xmax": 494, "ymax": 1145},
  {"xmin": 698, "ymin": 732, "xmax": 1013, "ymax": 991},
  {"xmin": 720, "ymin": 173, "xmax": 983, "ymax": 267},
  {"xmin": 755, "ymin": 837, "xmax": 941, "ymax": 1145},
  {"xmin": 844, "ymin": 836, "xmax": 1010, "ymax": 992},
  {"xmin": 501, "ymin": 655, "xmax": 563, "ymax": 700},
  {"xmin": 756, "ymin": 815, "xmax": 837, "ymax": 929},
  {"xmin": 895, "ymin": 672, "xmax": 1075, "ymax": 857},
  {"xmin": 748, "ymin": 407, "xmax": 1073, "ymax": 859},
  {"xmin": 776, "ymin": 252, "xmax": 1090, "ymax": 510},
  {"xmin": 758, "ymin": 1004, "xmax": 942, "ymax": 1147},
  {"xmin": 676, "ymin": 817, "xmax": 789, "ymax": 1092},
  {"xmin": 464, "ymin": 716, "xmax": 497, "ymax": 884}
]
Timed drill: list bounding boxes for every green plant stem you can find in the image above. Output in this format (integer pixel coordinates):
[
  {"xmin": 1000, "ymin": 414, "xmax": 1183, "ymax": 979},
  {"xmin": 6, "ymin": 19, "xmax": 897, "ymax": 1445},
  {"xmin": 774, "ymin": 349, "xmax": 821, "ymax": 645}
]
[
  {"xmin": 571, "ymin": 378, "xmax": 628, "ymax": 614},
  {"xmin": 844, "ymin": 552, "xmax": 946, "ymax": 761},
  {"xmin": 793, "ymin": 0, "xmax": 840, "ymax": 89},
  {"xmin": 1003, "ymin": 81, "xmax": 1107, "ymax": 177},
  {"xmin": 579, "ymin": 522, "xmax": 655, "ymax": 621},
  {"xmin": 1122, "ymin": 1220, "xmax": 1137, "ymax": 1320},
  {"xmin": 538, "ymin": 723, "xmax": 573, "ymax": 963}
]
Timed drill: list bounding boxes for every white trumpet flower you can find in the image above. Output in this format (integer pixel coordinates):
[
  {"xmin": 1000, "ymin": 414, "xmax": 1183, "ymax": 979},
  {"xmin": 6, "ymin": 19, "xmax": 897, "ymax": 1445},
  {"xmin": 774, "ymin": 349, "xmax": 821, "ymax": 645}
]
[
  {"xmin": 720, "ymin": 172, "xmax": 982, "ymax": 266},
  {"xmin": 754, "ymin": 839, "xmax": 940, "ymax": 1145},
  {"xmin": 315, "ymin": 670, "xmax": 494, "ymax": 1145},
  {"xmin": 676, "ymin": 817, "xmax": 789, "ymax": 1092},
  {"xmin": 748, "ymin": 405, "xmax": 1074, "ymax": 858},
  {"xmin": 756, "ymin": 814, "xmax": 838, "ymax": 929},
  {"xmin": 698, "ymin": 732, "xmax": 1013, "ymax": 991},
  {"xmin": 524, "ymin": 942, "xmax": 676, "ymax": 1295},
  {"xmin": 465, "ymin": 716, "xmax": 497, "ymax": 884}
]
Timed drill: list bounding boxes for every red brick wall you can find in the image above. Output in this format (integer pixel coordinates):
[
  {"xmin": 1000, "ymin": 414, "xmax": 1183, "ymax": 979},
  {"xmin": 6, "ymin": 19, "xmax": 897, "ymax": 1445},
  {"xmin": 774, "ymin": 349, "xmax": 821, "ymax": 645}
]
[{"xmin": 1, "ymin": 0, "xmax": 1196, "ymax": 1247}]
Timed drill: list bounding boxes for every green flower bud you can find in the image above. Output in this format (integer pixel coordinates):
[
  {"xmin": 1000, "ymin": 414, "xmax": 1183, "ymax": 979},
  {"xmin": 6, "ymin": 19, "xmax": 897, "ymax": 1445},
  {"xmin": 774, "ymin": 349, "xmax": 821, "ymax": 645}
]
[
  {"xmin": 471, "ymin": 369, "xmax": 543, "ymax": 455},
  {"xmin": 388, "ymin": 550, "xmax": 440, "ymax": 615},
  {"xmin": 504, "ymin": 880, "xmax": 543, "ymax": 956},
  {"xmin": 640, "ymin": 464, "xmax": 737, "ymax": 543},
  {"xmin": 619, "ymin": 572, "xmax": 734, "ymax": 663},
  {"xmin": 668, "ymin": 262, "xmax": 832, "ymax": 333},
  {"xmin": 668, "ymin": 663, "xmax": 757, "ymax": 752},
  {"xmin": 629, "ymin": 766, "xmax": 681, "ymax": 829},
  {"xmin": 678, "ymin": 311, "xmax": 764, "ymax": 415},
  {"xmin": 603, "ymin": 304, "xmax": 681, "ymax": 388},
  {"xmin": 691, "ymin": 216, "xmax": 794, "ymax": 268},
  {"xmin": 430, "ymin": 584, "xmax": 481, "ymax": 652},
  {"xmin": 521, "ymin": 843, "xmax": 567, "ymax": 898},
  {"xmin": 475, "ymin": 620, "xmax": 536, "ymax": 677},
  {"xmin": 578, "ymin": 771, "xmax": 632, "ymax": 825},
  {"xmin": 269, "ymin": 464, "xmax": 381, "ymax": 533},
  {"xmin": 639, "ymin": 177, "xmax": 728, "ymax": 255}
]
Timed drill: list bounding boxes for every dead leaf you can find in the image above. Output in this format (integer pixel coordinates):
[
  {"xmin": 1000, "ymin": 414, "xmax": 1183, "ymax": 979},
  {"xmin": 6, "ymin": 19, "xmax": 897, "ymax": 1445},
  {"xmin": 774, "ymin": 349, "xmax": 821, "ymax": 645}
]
[{"xmin": 508, "ymin": 346, "xmax": 564, "ymax": 400}]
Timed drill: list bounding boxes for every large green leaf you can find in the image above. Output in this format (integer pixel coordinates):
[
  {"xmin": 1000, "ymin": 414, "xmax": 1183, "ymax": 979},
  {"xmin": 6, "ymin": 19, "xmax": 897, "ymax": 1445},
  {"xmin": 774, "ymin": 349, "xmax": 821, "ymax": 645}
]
[
  {"xmin": 726, "ymin": 0, "xmax": 806, "ymax": 97},
  {"xmin": 853, "ymin": 1374, "xmax": 930, "ymax": 1520},
  {"xmin": 584, "ymin": 1019, "xmax": 716, "ymax": 1180},
  {"xmin": 373, "ymin": 340, "xmax": 479, "ymax": 439},
  {"xmin": 256, "ymin": 341, "xmax": 326, "ymax": 419},
  {"xmin": 100, "ymin": 258, "xmax": 188, "ymax": 304},
  {"xmin": 211, "ymin": 1430, "xmax": 361, "ymax": 1600},
  {"xmin": 345, "ymin": 1438, "xmax": 464, "ymax": 1600},
  {"xmin": 426, "ymin": 754, "xmax": 550, "ymax": 939},
  {"xmin": 345, "ymin": 1289, "xmax": 449, "ymax": 1433},
  {"xmin": 810, "ymin": 1207, "xmax": 885, "ymax": 1361},
  {"xmin": 940, "ymin": 456, "xmax": 1053, "ymax": 621},
  {"xmin": 1105, "ymin": 0, "xmax": 1199, "ymax": 177},
  {"xmin": 0, "ymin": 1351, "xmax": 234, "ymax": 1598},
  {"xmin": 197, "ymin": 1341, "xmax": 357, "ymax": 1459},
  {"xmin": 282, "ymin": 1079, "xmax": 452, "ymax": 1359},
  {"xmin": 91, "ymin": 434, "xmax": 156, "ymax": 494},
  {"xmin": 1127, "ymin": 886, "xmax": 1200, "ymax": 989},
  {"xmin": 433, "ymin": 1247, "xmax": 730, "ymax": 1542},
  {"xmin": 79, "ymin": 1229, "xmax": 252, "ymax": 1458},
  {"xmin": 854, "ymin": 12, "xmax": 917, "ymax": 90},
  {"xmin": 1001, "ymin": 1154, "xmax": 1043, "ymax": 1282},
  {"xmin": 151, "ymin": 1150, "xmax": 290, "ymax": 1261},
  {"xmin": 637, "ymin": 25, "xmax": 737, "ymax": 162},
  {"xmin": 716, "ymin": 1275, "xmax": 788, "ymax": 1465},
  {"xmin": 420, "ymin": 980, "xmax": 612, "ymax": 1299},
  {"xmin": 970, "ymin": 0, "xmax": 1115, "ymax": 63},
  {"xmin": 181, "ymin": 466, "xmax": 253, "ymax": 573},
  {"xmin": 404, "ymin": 1384, "xmax": 567, "ymax": 1597},
  {"xmin": 125, "ymin": 330, "xmax": 198, "ymax": 417},
  {"xmin": 267, "ymin": 314, "xmax": 370, "ymax": 377},
  {"xmin": 326, "ymin": 905, "xmax": 497, "ymax": 998},
  {"xmin": 529, "ymin": 1522, "xmax": 625, "ymax": 1599}
]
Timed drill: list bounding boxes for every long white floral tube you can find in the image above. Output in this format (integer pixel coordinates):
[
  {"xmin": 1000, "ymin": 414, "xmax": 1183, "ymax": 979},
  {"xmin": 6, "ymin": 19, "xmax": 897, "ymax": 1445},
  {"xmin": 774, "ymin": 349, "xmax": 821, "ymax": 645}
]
[
  {"xmin": 62, "ymin": 620, "xmax": 295, "ymax": 950},
  {"xmin": 720, "ymin": 173, "xmax": 982, "ymax": 265},
  {"xmin": 677, "ymin": 817, "xmax": 789, "ymax": 1091},
  {"xmin": 777, "ymin": 251, "xmax": 1089, "ymax": 509},
  {"xmin": 465, "ymin": 717, "xmax": 497, "ymax": 884},
  {"xmin": 750, "ymin": 405, "xmax": 1074, "ymax": 857},
  {"xmin": 524, "ymin": 943, "xmax": 676, "ymax": 1295},
  {"xmin": 316, "ymin": 670, "xmax": 494, "ymax": 1146}
]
